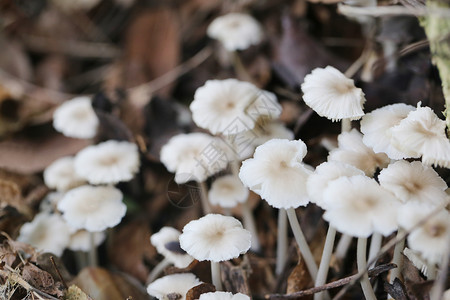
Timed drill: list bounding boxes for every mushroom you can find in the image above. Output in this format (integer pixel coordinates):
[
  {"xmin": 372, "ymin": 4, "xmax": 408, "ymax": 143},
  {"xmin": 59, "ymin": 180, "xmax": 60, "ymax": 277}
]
[
  {"xmin": 239, "ymin": 139, "xmax": 318, "ymax": 279},
  {"xmin": 301, "ymin": 66, "xmax": 366, "ymax": 132},
  {"xmin": 44, "ymin": 156, "xmax": 86, "ymax": 192},
  {"xmin": 160, "ymin": 132, "xmax": 232, "ymax": 214},
  {"xmin": 189, "ymin": 79, "xmax": 280, "ymax": 136},
  {"xmin": 179, "ymin": 214, "xmax": 251, "ymax": 290},
  {"xmin": 57, "ymin": 185, "xmax": 126, "ymax": 265},
  {"xmin": 207, "ymin": 13, "xmax": 263, "ymax": 52},
  {"xmin": 360, "ymin": 103, "xmax": 415, "ymax": 159},
  {"xmin": 18, "ymin": 212, "xmax": 71, "ymax": 256},
  {"xmin": 74, "ymin": 140, "xmax": 140, "ymax": 185},
  {"xmin": 148, "ymin": 227, "xmax": 194, "ymax": 282},
  {"xmin": 208, "ymin": 175, "xmax": 260, "ymax": 252},
  {"xmin": 322, "ymin": 175, "xmax": 400, "ymax": 300},
  {"xmin": 328, "ymin": 129, "xmax": 390, "ymax": 177},
  {"xmin": 53, "ymin": 96, "xmax": 99, "ymax": 139},
  {"xmin": 306, "ymin": 161, "xmax": 364, "ymax": 300},
  {"xmin": 147, "ymin": 273, "xmax": 202, "ymax": 300},
  {"xmin": 390, "ymin": 104, "xmax": 450, "ymax": 168}
]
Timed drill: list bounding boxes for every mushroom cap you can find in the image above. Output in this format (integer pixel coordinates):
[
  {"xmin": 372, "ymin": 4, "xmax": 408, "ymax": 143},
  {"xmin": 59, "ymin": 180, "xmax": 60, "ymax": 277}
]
[
  {"xmin": 74, "ymin": 140, "xmax": 140, "ymax": 185},
  {"xmin": 18, "ymin": 212, "xmax": 71, "ymax": 256},
  {"xmin": 160, "ymin": 132, "xmax": 231, "ymax": 184},
  {"xmin": 378, "ymin": 160, "xmax": 448, "ymax": 205},
  {"xmin": 44, "ymin": 156, "xmax": 86, "ymax": 192},
  {"xmin": 405, "ymin": 209, "xmax": 450, "ymax": 264},
  {"xmin": 179, "ymin": 214, "xmax": 251, "ymax": 262},
  {"xmin": 307, "ymin": 161, "xmax": 364, "ymax": 208},
  {"xmin": 207, "ymin": 13, "xmax": 263, "ymax": 51},
  {"xmin": 190, "ymin": 79, "xmax": 280, "ymax": 136},
  {"xmin": 199, "ymin": 292, "xmax": 250, "ymax": 300},
  {"xmin": 57, "ymin": 185, "xmax": 126, "ymax": 232},
  {"xmin": 390, "ymin": 105, "xmax": 450, "ymax": 168},
  {"xmin": 328, "ymin": 129, "xmax": 390, "ymax": 177},
  {"xmin": 146, "ymin": 273, "xmax": 202, "ymax": 300},
  {"xmin": 322, "ymin": 175, "xmax": 400, "ymax": 237},
  {"xmin": 209, "ymin": 175, "xmax": 249, "ymax": 208},
  {"xmin": 239, "ymin": 139, "xmax": 312, "ymax": 209},
  {"xmin": 301, "ymin": 66, "xmax": 365, "ymax": 121},
  {"xmin": 53, "ymin": 96, "xmax": 99, "ymax": 139},
  {"xmin": 360, "ymin": 103, "xmax": 415, "ymax": 159},
  {"xmin": 150, "ymin": 227, "xmax": 194, "ymax": 268}
]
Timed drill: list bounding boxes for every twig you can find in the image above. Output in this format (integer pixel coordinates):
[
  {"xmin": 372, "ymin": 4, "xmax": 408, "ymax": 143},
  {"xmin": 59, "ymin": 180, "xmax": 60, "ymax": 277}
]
[
  {"xmin": 50, "ymin": 256, "xmax": 68, "ymax": 289},
  {"xmin": 337, "ymin": 3, "xmax": 450, "ymax": 17},
  {"xmin": 20, "ymin": 35, "xmax": 120, "ymax": 58},
  {"xmin": 129, "ymin": 46, "xmax": 213, "ymax": 107},
  {"xmin": 265, "ymin": 263, "xmax": 396, "ymax": 299}
]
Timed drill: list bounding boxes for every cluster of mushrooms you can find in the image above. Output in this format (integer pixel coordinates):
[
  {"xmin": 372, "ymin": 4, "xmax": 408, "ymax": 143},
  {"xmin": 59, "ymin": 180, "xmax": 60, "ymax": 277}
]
[{"xmin": 15, "ymin": 11, "xmax": 450, "ymax": 300}]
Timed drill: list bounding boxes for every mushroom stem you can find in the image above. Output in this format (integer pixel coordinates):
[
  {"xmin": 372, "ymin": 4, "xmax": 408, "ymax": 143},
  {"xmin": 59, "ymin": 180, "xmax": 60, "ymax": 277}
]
[
  {"xmin": 211, "ymin": 261, "xmax": 223, "ymax": 291},
  {"xmin": 390, "ymin": 228, "xmax": 405, "ymax": 283},
  {"xmin": 341, "ymin": 118, "xmax": 351, "ymax": 133},
  {"xmin": 75, "ymin": 251, "xmax": 88, "ymax": 271},
  {"xmin": 314, "ymin": 225, "xmax": 337, "ymax": 300},
  {"xmin": 276, "ymin": 208, "xmax": 288, "ymax": 275},
  {"xmin": 286, "ymin": 208, "xmax": 318, "ymax": 279},
  {"xmin": 88, "ymin": 232, "xmax": 98, "ymax": 267},
  {"xmin": 357, "ymin": 237, "xmax": 377, "ymax": 300},
  {"xmin": 147, "ymin": 258, "xmax": 171, "ymax": 284},
  {"xmin": 430, "ymin": 239, "xmax": 449, "ymax": 300},
  {"xmin": 198, "ymin": 181, "xmax": 212, "ymax": 214},
  {"xmin": 335, "ymin": 234, "xmax": 353, "ymax": 261},
  {"xmin": 368, "ymin": 232, "xmax": 382, "ymax": 268},
  {"xmin": 242, "ymin": 200, "xmax": 261, "ymax": 252}
]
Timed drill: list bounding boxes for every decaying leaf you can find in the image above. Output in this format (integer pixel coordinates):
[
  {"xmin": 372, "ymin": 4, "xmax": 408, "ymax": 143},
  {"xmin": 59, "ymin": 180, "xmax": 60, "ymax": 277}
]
[
  {"xmin": 22, "ymin": 262, "xmax": 64, "ymax": 297},
  {"xmin": 185, "ymin": 282, "xmax": 216, "ymax": 300},
  {"xmin": 72, "ymin": 267, "xmax": 150, "ymax": 300},
  {"xmin": 108, "ymin": 219, "xmax": 154, "ymax": 282},
  {"xmin": 0, "ymin": 131, "xmax": 90, "ymax": 174},
  {"xmin": 221, "ymin": 260, "xmax": 251, "ymax": 295},
  {"xmin": 286, "ymin": 254, "xmax": 312, "ymax": 294}
]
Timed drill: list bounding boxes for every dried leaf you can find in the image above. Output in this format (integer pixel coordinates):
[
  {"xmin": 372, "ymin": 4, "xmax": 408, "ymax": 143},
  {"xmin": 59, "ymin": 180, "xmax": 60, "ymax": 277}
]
[
  {"xmin": 22, "ymin": 262, "xmax": 64, "ymax": 297},
  {"xmin": 186, "ymin": 283, "xmax": 216, "ymax": 300},
  {"xmin": 108, "ymin": 220, "xmax": 154, "ymax": 282},
  {"xmin": 121, "ymin": 7, "xmax": 181, "ymax": 95},
  {"xmin": 221, "ymin": 260, "xmax": 250, "ymax": 295},
  {"xmin": 72, "ymin": 267, "xmax": 150, "ymax": 300},
  {"xmin": 384, "ymin": 278, "xmax": 410, "ymax": 300},
  {"xmin": 271, "ymin": 13, "xmax": 346, "ymax": 88},
  {"xmin": 286, "ymin": 255, "xmax": 312, "ymax": 294},
  {"xmin": 0, "ymin": 132, "xmax": 89, "ymax": 174}
]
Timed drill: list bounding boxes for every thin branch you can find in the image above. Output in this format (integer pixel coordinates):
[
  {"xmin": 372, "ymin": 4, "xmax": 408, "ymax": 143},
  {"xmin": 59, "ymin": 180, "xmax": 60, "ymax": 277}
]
[
  {"xmin": 129, "ymin": 46, "xmax": 213, "ymax": 107},
  {"xmin": 20, "ymin": 35, "xmax": 120, "ymax": 59},
  {"xmin": 265, "ymin": 263, "xmax": 396, "ymax": 300},
  {"xmin": 338, "ymin": 3, "xmax": 450, "ymax": 17}
]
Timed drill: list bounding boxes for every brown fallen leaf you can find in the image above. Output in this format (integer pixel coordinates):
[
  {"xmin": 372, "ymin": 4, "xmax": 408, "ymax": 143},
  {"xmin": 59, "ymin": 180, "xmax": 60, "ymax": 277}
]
[
  {"xmin": 286, "ymin": 254, "xmax": 312, "ymax": 295},
  {"xmin": 116, "ymin": 6, "xmax": 180, "ymax": 97},
  {"xmin": 0, "ymin": 131, "xmax": 90, "ymax": 174},
  {"xmin": 186, "ymin": 282, "xmax": 216, "ymax": 300},
  {"xmin": 0, "ymin": 179, "xmax": 32, "ymax": 217},
  {"xmin": 22, "ymin": 262, "xmax": 64, "ymax": 297},
  {"xmin": 72, "ymin": 267, "xmax": 151, "ymax": 300},
  {"xmin": 221, "ymin": 260, "xmax": 251, "ymax": 295},
  {"xmin": 108, "ymin": 219, "xmax": 154, "ymax": 282}
]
